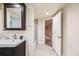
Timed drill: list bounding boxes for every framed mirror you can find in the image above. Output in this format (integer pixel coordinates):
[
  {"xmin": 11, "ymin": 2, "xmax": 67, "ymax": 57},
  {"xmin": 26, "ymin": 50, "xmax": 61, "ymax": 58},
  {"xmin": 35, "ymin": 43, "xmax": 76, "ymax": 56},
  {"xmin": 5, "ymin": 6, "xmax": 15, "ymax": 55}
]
[{"xmin": 4, "ymin": 3, "xmax": 26, "ymax": 30}]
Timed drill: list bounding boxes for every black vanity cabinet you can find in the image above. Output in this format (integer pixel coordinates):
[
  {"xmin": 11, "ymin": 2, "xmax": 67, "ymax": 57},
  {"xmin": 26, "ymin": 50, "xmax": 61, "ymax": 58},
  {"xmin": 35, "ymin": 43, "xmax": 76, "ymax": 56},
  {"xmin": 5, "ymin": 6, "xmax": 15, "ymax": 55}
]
[{"xmin": 0, "ymin": 41, "xmax": 26, "ymax": 56}]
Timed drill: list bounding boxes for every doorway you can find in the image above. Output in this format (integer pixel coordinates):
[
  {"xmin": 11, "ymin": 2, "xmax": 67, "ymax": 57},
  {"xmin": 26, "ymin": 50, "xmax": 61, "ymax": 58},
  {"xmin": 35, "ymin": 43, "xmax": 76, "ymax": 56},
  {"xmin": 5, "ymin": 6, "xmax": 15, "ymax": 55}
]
[{"xmin": 45, "ymin": 20, "xmax": 52, "ymax": 47}]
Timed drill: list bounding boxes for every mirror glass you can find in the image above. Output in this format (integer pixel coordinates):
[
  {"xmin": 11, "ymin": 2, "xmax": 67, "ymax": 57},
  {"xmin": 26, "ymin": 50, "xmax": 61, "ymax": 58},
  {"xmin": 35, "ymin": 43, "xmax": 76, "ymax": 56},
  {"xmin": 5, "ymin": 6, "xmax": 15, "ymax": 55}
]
[
  {"xmin": 4, "ymin": 3, "xmax": 26, "ymax": 30},
  {"xmin": 6, "ymin": 8, "xmax": 21, "ymax": 28}
]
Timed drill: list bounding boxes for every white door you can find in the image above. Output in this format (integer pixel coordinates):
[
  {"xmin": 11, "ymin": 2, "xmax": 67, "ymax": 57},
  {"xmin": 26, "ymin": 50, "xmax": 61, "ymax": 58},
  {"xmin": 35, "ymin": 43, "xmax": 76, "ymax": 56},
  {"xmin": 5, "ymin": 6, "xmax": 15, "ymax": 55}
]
[{"xmin": 52, "ymin": 11, "xmax": 61, "ymax": 56}]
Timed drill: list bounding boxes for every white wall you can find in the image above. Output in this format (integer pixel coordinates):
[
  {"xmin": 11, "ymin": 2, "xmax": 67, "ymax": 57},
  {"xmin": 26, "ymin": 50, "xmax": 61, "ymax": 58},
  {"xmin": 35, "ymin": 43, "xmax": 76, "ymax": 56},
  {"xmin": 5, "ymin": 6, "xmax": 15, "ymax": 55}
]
[
  {"xmin": 26, "ymin": 7, "xmax": 35, "ymax": 56},
  {"xmin": 38, "ymin": 19, "xmax": 45, "ymax": 44},
  {"xmin": 0, "ymin": 4, "xmax": 35, "ymax": 56},
  {"xmin": 63, "ymin": 4, "xmax": 79, "ymax": 56}
]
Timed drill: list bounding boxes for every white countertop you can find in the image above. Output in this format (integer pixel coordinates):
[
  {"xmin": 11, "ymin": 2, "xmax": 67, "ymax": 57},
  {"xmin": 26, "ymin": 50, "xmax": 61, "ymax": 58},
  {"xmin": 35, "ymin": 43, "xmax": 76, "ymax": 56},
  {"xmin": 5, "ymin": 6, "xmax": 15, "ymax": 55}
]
[{"xmin": 0, "ymin": 39, "xmax": 26, "ymax": 47}]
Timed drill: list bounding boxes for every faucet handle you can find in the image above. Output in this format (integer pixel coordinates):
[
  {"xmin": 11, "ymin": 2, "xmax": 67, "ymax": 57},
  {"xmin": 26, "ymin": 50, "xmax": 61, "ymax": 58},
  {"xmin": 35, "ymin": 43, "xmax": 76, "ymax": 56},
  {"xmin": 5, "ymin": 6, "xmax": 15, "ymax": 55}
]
[
  {"xmin": 12, "ymin": 34, "xmax": 17, "ymax": 39},
  {"xmin": 20, "ymin": 35, "xmax": 23, "ymax": 39}
]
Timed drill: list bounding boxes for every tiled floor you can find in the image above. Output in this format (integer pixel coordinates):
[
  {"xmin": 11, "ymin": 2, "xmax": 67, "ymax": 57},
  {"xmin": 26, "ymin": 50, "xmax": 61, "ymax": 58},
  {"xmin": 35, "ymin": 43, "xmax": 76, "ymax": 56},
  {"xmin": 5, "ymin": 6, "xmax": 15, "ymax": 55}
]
[{"xmin": 35, "ymin": 44, "xmax": 56, "ymax": 56}]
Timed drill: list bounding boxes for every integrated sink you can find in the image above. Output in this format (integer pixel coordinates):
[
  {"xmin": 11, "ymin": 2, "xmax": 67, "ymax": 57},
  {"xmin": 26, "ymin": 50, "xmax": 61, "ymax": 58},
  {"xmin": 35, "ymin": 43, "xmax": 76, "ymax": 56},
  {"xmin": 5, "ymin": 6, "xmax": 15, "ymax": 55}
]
[
  {"xmin": 0, "ymin": 39, "xmax": 20, "ymax": 43},
  {"xmin": 0, "ymin": 39, "xmax": 25, "ymax": 47}
]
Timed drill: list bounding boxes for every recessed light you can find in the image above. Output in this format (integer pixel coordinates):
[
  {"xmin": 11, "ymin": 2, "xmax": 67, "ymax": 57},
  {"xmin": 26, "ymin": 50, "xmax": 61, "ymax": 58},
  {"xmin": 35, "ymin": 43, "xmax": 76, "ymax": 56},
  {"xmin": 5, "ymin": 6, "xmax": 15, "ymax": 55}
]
[{"xmin": 46, "ymin": 12, "xmax": 49, "ymax": 15}]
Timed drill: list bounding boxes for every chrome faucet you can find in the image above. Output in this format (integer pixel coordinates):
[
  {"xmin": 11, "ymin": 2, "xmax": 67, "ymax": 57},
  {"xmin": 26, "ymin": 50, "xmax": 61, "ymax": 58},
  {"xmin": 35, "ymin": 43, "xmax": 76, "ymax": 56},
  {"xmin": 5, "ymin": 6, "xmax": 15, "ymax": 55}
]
[{"xmin": 12, "ymin": 34, "xmax": 17, "ymax": 39}]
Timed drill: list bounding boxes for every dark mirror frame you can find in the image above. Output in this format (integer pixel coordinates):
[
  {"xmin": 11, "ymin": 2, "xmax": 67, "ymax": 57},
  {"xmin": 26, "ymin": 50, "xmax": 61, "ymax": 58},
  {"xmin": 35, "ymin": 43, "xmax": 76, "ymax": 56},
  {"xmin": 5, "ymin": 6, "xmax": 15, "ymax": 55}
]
[{"xmin": 4, "ymin": 3, "xmax": 26, "ymax": 30}]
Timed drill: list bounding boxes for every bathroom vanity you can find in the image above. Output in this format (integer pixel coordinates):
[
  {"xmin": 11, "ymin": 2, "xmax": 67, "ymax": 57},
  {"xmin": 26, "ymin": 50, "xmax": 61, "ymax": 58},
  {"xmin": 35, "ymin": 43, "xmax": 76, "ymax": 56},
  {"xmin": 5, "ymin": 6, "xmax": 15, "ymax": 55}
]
[{"xmin": 0, "ymin": 39, "xmax": 26, "ymax": 56}]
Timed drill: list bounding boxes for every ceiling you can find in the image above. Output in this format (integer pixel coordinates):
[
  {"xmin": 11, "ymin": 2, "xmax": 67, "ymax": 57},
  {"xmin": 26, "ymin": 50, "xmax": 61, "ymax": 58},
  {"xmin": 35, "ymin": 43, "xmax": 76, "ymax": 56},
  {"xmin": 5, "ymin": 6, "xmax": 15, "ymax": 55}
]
[{"xmin": 26, "ymin": 3, "xmax": 68, "ymax": 19}]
